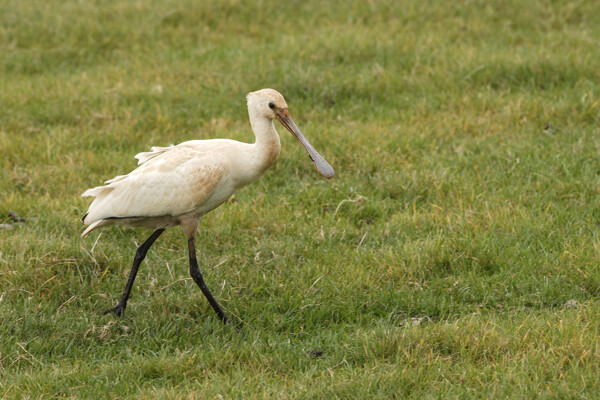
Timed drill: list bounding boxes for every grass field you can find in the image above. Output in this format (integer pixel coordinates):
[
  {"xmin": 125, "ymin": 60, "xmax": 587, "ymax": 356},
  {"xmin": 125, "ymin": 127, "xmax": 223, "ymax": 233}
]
[{"xmin": 2, "ymin": 0, "xmax": 600, "ymax": 398}]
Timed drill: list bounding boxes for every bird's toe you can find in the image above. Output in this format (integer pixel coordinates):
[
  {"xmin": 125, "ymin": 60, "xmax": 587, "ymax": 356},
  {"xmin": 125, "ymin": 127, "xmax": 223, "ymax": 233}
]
[{"xmin": 103, "ymin": 304, "xmax": 126, "ymax": 317}]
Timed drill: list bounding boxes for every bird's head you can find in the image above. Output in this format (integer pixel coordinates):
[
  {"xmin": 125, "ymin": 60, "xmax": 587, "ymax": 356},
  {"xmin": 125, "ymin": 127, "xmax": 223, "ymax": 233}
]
[
  {"xmin": 247, "ymin": 88, "xmax": 288, "ymax": 119},
  {"xmin": 247, "ymin": 88, "xmax": 334, "ymax": 179}
]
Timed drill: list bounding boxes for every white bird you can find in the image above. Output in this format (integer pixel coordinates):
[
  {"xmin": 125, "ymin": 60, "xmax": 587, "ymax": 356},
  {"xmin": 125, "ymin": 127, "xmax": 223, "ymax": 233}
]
[{"xmin": 81, "ymin": 88, "xmax": 334, "ymax": 325}]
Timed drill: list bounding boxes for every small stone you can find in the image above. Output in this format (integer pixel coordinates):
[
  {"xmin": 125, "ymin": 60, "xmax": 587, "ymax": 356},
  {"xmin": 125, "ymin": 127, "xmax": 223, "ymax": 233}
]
[
  {"xmin": 564, "ymin": 299, "xmax": 578, "ymax": 309},
  {"xmin": 400, "ymin": 316, "xmax": 428, "ymax": 327},
  {"xmin": 0, "ymin": 224, "xmax": 13, "ymax": 230},
  {"xmin": 543, "ymin": 123, "xmax": 557, "ymax": 135},
  {"xmin": 9, "ymin": 210, "xmax": 26, "ymax": 223},
  {"xmin": 307, "ymin": 350, "xmax": 324, "ymax": 358}
]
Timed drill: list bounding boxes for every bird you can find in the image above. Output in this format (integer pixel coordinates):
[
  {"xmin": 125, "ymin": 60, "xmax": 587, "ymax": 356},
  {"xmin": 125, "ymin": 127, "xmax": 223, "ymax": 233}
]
[{"xmin": 81, "ymin": 88, "xmax": 334, "ymax": 325}]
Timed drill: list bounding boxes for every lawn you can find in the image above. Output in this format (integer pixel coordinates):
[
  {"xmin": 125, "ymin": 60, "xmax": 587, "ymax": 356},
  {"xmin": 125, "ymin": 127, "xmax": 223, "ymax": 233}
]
[{"xmin": 1, "ymin": 0, "xmax": 600, "ymax": 398}]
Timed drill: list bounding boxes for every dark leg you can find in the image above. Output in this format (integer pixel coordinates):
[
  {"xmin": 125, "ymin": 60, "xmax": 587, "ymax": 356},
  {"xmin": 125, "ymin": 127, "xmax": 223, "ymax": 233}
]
[
  {"xmin": 104, "ymin": 229, "xmax": 165, "ymax": 316},
  {"xmin": 187, "ymin": 236, "xmax": 231, "ymax": 324}
]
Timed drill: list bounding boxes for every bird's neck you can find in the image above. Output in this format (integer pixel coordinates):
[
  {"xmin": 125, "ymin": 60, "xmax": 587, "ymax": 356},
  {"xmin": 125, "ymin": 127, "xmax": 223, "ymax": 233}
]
[{"xmin": 249, "ymin": 113, "xmax": 281, "ymax": 171}]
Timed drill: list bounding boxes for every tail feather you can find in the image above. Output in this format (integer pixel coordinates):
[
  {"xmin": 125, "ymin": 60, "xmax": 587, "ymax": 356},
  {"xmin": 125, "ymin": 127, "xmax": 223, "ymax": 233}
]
[
  {"xmin": 81, "ymin": 220, "xmax": 107, "ymax": 238},
  {"xmin": 82, "ymin": 144, "xmax": 175, "ymax": 238}
]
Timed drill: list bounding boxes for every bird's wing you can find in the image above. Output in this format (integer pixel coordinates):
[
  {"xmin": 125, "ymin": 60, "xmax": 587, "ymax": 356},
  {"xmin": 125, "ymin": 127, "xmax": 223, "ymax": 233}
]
[{"xmin": 82, "ymin": 146, "xmax": 227, "ymax": 224}]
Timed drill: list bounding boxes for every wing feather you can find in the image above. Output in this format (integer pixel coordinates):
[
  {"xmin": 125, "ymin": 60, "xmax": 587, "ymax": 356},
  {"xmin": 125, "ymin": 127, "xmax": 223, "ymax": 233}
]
[{"xmin": 135, "ymin": 146, "xmax": 173, "ymax": 165}]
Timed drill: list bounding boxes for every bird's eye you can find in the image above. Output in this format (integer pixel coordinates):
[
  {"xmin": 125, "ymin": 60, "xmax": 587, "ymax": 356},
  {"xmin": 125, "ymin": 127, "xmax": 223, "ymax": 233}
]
[{"xmin": 268, "ymin": 103, "xmax": 275, "ymax": 109}]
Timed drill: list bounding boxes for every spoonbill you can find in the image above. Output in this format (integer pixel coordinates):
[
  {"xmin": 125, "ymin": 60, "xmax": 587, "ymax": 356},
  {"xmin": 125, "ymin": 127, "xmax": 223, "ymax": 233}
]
[{"xmin": 81, "ymin": 88, "xmax": 334, "ymax": 325}]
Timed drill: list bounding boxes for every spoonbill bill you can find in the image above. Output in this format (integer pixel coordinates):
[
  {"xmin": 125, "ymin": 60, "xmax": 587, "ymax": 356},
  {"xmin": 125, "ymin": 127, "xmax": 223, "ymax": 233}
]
[{"xmin": 81, "ymin": 88, "xmax": 334, "ymax": 325}]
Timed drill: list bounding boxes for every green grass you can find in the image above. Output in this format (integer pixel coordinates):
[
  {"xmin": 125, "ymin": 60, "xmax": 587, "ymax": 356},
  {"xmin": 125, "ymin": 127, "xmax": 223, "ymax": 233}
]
[{"xmin": 2, "ymin": 0, "xmax": 600, "ymax": 398}]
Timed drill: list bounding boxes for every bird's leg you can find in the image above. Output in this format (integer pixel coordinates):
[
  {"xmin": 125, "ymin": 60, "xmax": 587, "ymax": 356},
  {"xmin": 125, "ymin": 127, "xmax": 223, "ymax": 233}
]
[
  {"xmin": 104, "ymin": 228, "xmax": 165, "ymax": 316},
  {"xmin": 187, "ymin": 236, "xmax": 231, "ymax": 324}
]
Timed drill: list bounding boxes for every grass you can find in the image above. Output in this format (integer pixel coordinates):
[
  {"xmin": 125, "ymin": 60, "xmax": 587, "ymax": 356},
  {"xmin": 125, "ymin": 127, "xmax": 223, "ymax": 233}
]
[{"xmin": 1, "ymin": 0, "xmax": 600, "ymax": 398}]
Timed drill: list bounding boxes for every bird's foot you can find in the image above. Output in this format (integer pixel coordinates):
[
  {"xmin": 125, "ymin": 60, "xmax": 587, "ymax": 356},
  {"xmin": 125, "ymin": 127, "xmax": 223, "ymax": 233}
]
[
  {"xmin": 219, "ymin": 315, "xmax": 242, "ymax": 333},
  {"xmin": 103, "ymin": 303, "xmax": 126, "ymax": 317}
]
